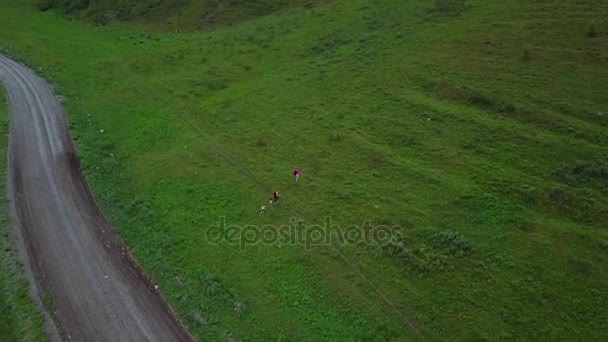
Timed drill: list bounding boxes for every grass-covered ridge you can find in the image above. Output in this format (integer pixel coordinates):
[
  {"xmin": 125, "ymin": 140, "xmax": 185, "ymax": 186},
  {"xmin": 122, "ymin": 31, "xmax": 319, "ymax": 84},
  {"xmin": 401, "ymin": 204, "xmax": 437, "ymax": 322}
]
[
  {"xmin": 37, "ymin": 0, "xmax": 318, "ymax": 29},
  {"xmin": 1, "ymin": 0, "xmax": 608, "ymax": 340}
]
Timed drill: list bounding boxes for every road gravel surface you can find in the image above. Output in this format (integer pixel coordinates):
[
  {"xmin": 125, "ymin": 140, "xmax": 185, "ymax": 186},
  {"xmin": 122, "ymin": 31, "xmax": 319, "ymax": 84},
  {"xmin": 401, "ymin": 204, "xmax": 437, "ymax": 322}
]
[{"xmin": 0, "ymin": 54, "xmax": 192, "ymax": 341}]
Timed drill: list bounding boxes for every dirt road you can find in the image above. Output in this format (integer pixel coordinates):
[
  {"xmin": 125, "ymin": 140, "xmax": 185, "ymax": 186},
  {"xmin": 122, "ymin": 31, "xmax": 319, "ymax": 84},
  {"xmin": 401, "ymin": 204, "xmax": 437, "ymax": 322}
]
[{"xmin": 0, "ymin": 55, "xmax": 192, "ymax": 341}]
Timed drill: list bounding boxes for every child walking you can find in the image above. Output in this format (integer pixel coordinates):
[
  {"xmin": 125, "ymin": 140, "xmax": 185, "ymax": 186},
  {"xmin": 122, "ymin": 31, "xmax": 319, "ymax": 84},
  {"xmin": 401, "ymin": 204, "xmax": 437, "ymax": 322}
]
[{"xmin": 269, "ymin": 191, "xmax": 279, "ymax": 204}]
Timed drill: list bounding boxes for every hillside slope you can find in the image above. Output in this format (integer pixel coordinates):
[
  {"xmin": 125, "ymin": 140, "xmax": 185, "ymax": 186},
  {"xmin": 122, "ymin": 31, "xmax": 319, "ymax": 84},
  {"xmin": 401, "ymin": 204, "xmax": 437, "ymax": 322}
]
[
  {"xmin": 38, "ymin": 0, "xmax": 318, "ymax": 29},
  {"xmin": 1, "ymin": 0, "xmax": 607, "ymax": 340}
]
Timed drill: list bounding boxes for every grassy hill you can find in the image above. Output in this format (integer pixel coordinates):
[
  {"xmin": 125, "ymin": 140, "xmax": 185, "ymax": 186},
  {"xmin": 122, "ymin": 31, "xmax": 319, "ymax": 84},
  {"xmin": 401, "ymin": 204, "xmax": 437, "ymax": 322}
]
[
  {"xmin": 37, "ymin": 0, "xmax": 317, "ymax": 29},
  {"xmin": 1, "ymin": 0, "xmax": 607, "ymax": 340}
]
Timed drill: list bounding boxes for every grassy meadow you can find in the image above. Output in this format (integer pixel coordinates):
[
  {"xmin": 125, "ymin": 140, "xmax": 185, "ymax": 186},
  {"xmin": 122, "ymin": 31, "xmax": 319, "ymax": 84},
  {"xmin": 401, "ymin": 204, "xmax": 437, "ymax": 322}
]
[{"xmin": 0, "ymin": 0, "xmax": 607, "ymax": 340}]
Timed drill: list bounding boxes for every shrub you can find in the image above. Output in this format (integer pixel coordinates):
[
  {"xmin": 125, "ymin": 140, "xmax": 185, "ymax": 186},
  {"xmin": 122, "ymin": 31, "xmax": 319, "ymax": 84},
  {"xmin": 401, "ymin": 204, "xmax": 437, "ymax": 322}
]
[
  {"xmin": 62, "ymin": 0, "xmax": 90, "ymax": 14},
  {"xmin": 521, "ymin": 45, "xmax": 531, "ymax": 61},
  {"xmin": 432, "ymin": 231, "xmax": 472, "ymax": 256},
  {"xmin": 201, "ymin": 273, "xmax": 235, "ymax": 300},
  {"xmin": 498, "ymin": 103, "xmax": 517, "ymax": 114},
  {"xmin": 381, "ymin": 236, "xmax": 407, "ymax": 259},
  {"xmin": 572, "ymin": 161, "xmax": 608, "ymax": 180},
  {"xmin": 328, "ymin": 133, "xmax": 342, "ymax": 143},
  {"xmin": 254, "ymin": 138, "xmax": 266, "ymax": 148},
  {"xmin": 380, "ymin": 232, "xmax": 470, "ymax": 275},
  {"xmin": 549, "ymin": 187, "xmax": 570, "ymax": 204},
  {"xmin": 433, "ymin": 82, "xmax": 466, "ymax": 99},
  {"xmin": 555, "ymin": 161, "xmax": 608, "ymax": 183},
  {"xmin": 600, "ymin": 241, "xmax": 608, "ymax": 254},
  {"xmin": 95, "ymin": 10, "xmax": 119, "ymax": 25},
  {"xmin": 430, "ymin": 0, "xmax": 471, "ymax": 14},
  {"xmin": 587, "ymin": 20, "xmax": 598, "ymax": 37},
  {"xmin": 37, "ymin": 0, "xmax": 53, "ymax": 11},
  {"xmin": 468, "ymin": 93, "xmax": 495, "ymax": 108}
]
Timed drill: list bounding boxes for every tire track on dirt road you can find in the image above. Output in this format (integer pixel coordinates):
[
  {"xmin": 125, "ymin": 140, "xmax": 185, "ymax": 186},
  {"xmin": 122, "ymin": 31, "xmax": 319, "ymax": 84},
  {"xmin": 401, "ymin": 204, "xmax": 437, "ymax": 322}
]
[{"xmin": 0, "ymin": 54, "xmax": 192, "ymax": 341}]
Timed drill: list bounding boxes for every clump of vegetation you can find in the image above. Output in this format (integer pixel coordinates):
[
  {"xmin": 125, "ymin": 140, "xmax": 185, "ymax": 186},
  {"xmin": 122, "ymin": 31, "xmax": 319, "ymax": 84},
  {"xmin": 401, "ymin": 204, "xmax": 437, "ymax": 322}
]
[
  {"xmin": 434, "ymin": 82, "xmax": 518, "ymax": 114},
  {"xmin": 600, "ymin": 241, "xmax": 608, "ymax": 254},
  {"xmin": 498, "ymin": 103, "xmax": 517, "ymax": 114},
  {"xmin": 522, "ymin": 44, "xmax": 532, "ymax": 61},
  {"xmin": 37, "ymin": 0, "xmax": 52, "ymax": 12},
  {"xmin": 381, "ymin": 236, "xmax": 449, "ymax": 275},
  {"xmin": 94, "ymin": 10, "xmax": 118, "ymax": 25},
  {"xmin": 554, "ymin": 161, "xmax": 608, "ymax": 186},
  {"xmin": 254, "ymin": 138, "xmax": 267, "ymax": 147},
  {"xmin": 200, "ymin": 273, "xmax": 236, "ymax": 301},
  {"xmin": 468, "ymin": 92, "xmax": 496, "ymax": 108},
  {"xmin": 36, "ymin": 0, "xmax": 317, "ymax": 30},
  {"xmin": 587, "ymin": 20, "xmax": 598, "ymax": 37},
  {"xmin": 431, "ymin": 230, "xmax": 473, "ymax": 256},
  {"xmin": 433, "ymin": 82, "xmax": 467, "ymax": 99},
  {"xmin": 328, "ymin": 133, "xmax": 342, "ymax": 143},
  {"xmin": 309, "ymin": 31, "xmax": 353, "ymax": 59},
  {"xmin": 428, "ymin": 0, "xmax": 471, "ymax": 15},
  {"xmin": 381, "ymin": 230, "xmax": 472, "ymax": 274},
  {"xmin": 548, "ymin": 186, "xmax": 570, "ymax": 204}
]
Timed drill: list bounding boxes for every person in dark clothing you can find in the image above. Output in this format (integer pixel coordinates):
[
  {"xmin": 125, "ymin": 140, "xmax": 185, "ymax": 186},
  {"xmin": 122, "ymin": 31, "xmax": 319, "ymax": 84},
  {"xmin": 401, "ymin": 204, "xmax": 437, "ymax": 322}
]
[{"xmin": 272, "ymin": 191, "xmax": 279, "ymax": 203}]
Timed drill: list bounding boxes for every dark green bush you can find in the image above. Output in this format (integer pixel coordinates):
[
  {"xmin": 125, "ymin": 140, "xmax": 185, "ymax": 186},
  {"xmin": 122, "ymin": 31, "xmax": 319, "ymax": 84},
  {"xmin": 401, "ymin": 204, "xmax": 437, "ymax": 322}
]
[
  {"xmin": 548, "ymin": 187, "xmax": 570, "ymax": 203},
  {"xmin": 587, "ymin": 20, "xmax": 598, "ymax": 37},
  {"xmin": 430, "ymin": 0, "xmax": 471, "ymax": 14},
  {"xmin": 254, "ymin": 138, "xmax": 267, "ymax": 147},
  {"xmin": 432, "ymin": 231, "xmax": 472, "ymax": 256},
  {"xmin": 37, "ymin": 0, "xmax": 53, "ymax": 11},
  {"xmin": 468, "ymin": 93, "xmax": 495, "ymax": 108},
  {"xmin": 498, "ymin": 103, "xmax": 517, "ymax": 113},
  {"xmin": 381, "ymin": 231, "xmax": 471, "ymax": 275},
  {"xmin": 555, "ymin": 161, "xmax": 608, "ymax": 183},
  {"xmin": 328, "ymin": 133, "xmax": 342, "ymax": 143},
  {"xmin": 522, "ymin": 45, "xmax": 531, "ymax": 61}
]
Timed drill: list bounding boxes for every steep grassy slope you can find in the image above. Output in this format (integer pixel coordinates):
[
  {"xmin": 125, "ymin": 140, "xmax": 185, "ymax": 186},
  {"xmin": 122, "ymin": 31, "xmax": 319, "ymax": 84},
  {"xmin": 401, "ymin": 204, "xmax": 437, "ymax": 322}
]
[
  {"xmin": 1, "ymin": 0, "xmax": 607, "ymax": 340},
  {"xmin": 0, "ymin": 87, "xmax": 48, "ymax": 341},
  {"xmin": 37, "ymin": 0, "xmax": 317, "ymax": 29}
]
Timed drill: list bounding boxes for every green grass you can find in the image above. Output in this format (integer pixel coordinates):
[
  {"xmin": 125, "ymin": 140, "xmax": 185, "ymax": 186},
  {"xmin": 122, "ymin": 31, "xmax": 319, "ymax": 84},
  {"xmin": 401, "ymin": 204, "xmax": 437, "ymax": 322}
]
[
  {"xmin": 36, "ymin": 0, "xmax": 317, "ymax": 30},
  {"xmin": 0, "ymin": 86, "xmax": 48, "ymax": 341},
  {"xmin": 1, "ymin": 0, "xmax": 607, "ymax": 340}
]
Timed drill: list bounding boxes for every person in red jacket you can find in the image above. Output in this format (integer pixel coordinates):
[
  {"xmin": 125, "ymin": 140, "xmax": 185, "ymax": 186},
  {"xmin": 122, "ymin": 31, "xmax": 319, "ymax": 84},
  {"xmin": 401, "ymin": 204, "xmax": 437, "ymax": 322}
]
[
  {"xmin": 293, "ymin": 168, "xmax": 301, "ymax": 182},
  {"xmin": 272, "ymin": 191, "xmax": 279, "ymax": 203}
]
